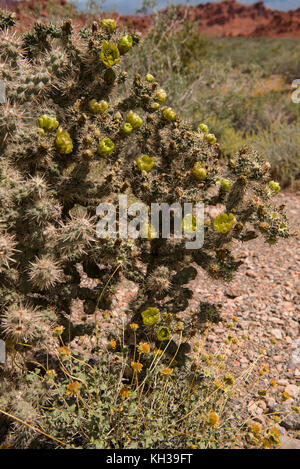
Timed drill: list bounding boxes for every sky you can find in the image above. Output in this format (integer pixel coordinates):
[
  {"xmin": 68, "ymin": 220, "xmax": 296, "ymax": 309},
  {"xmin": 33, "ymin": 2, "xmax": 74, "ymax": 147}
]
[{"xmin": 75, "ymin": 0, "xmax": 300, "ymax": 15}]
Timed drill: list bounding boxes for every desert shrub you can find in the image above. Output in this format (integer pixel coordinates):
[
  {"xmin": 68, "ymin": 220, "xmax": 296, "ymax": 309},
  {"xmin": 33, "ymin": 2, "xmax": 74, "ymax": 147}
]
[
  {"xmin": 0, "ymin": 9, "xmax": 290, "ymax": 448},
  {"xmin": 1, "ymin": 315, "xmax": 295, "ymax": 449}
]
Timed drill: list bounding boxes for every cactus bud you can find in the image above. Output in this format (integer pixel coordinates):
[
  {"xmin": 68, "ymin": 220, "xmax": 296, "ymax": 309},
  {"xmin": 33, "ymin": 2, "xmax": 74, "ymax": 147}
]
[
  {"xmin": 88, "ymin": 99, "xmax": 109, "ymax": 114},
  {"xmin": 220, "ymin": 178, "xmax": 232, "ymax": 191},
  {"xmin": 156, "ymin": 326, "xmax": 170, "ymax": 341},
  {"xmin": 268, "ymin": 180, "xmax": 280, "ymax": 194},
  {"xmin": 162, "ymin": 107, "xmax": 177, "ymax": 122},
  {"xmin": 120, "ymin": 122, "xmax": 133, "ymax": 136},
  {"xmin": 198, "ymin": 123, "xmax": 209, "ymax": 134},
  {"xmin": 155, "ymin": 87, "xmax": 167, "ymax": 103},
  {"xmin": 118, "ymin": 34, "xmax": 133, "ymax": 54},
  {"xmin": 38, "ymin": 115, "xmax": 59, "ymax": 131},
  {"xmin": 136, "ymin": 155, "xmax": 155, "ymax": 172},
  {"xmin": 100, "ymin": 19, "xmax": 117, "ymax": 33},
  {"xmin": 104, "ymin": 68, "xmax": 116, "ymax": 84},
  {"xmin": 55, "ymin": 128, "xmax": 73, "ymax": 154},
  {"xmin": 145, "ymin": 73, "xmax": 155, "ymax": 82},
  {"xmin": 213, "ymin": 213, "xmax": 236, "ymax": 234},
  {"xmin": 192, "ymin": 162, "xmax": 207, "ymax": 181},
  {"xmin": 126, "ymin": 110, "xmax": 143, "ymax": 129},
  {"xmin": 205, "ymin": 133, "xmax": 217, "ymax": 145},
  {"xmin": 97, "ymin": 137, "xmax": 115, "ymax": 156},
  {"xmin": 141, "ymin": 307, "xmax": 160, "ymax": 326}
]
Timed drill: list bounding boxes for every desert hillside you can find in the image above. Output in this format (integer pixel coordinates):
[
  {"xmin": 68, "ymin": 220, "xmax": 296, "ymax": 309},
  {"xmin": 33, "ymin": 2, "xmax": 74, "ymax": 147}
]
[{"xmin": 2, "ymin": 0, "xmax": 300, "ymax": 37}]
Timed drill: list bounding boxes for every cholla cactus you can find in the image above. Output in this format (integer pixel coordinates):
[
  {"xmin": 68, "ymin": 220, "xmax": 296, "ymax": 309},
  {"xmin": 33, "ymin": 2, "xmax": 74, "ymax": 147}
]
[{"xmin": 0, "ymin": 12, "xmax": 289, "ymax": 359}]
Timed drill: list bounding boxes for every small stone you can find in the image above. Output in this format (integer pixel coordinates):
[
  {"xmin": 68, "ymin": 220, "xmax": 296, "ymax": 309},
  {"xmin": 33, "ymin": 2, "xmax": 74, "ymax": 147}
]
[
  {"xmin": 271, "ymin": 328, "xmax": 283, "ymax": 340},
  {"xmin": 246, "ymin": 270, "xmax": 257, "ymax": 278},
  {"xmin": 280, "ymin": 436, "xmax": 300, "ymax": 449},
  {"xmin": 284, "ymin": 384, "xmax": 299, "ymax": 399}
]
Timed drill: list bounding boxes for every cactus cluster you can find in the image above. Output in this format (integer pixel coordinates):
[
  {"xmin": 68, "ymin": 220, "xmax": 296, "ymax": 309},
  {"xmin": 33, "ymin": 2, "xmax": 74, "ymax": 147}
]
[{"xmin": 0, "ymin": 11, "xmax": 289, "ymax": 360}]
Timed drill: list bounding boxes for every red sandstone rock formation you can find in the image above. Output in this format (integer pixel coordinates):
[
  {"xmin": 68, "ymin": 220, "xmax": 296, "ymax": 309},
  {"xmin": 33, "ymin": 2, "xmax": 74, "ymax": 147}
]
[{"xmin": 2, "ymin": 0, "xmax": 300, "ymax": 37}]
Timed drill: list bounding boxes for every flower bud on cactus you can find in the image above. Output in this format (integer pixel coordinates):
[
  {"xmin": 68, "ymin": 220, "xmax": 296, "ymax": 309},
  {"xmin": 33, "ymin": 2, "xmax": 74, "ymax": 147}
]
[
  {"xmin": 118, "ymin": 35, "xmax": 133, "ymax": 54},
  {"xmin": 155, "ymin": 87, "xmax": 167, "ymax": 103},
  {"xmin": 55, "ymin": 128, "xmax": 73, "ymax": 154},
  {"xmin": 145, "ymin": 73, "xmax": 155, "ymax": 82},
  {"xmin": 120, "ymin": 122, "xmax": 133, "ymax": 136},
  {"xmin": 156, "ymin": 326, "xmax": 170, "ymax": 341},
  {"xmin": 162, "ymin": 107, "xmax": 177, "ymax": 122},
  {"xmin": 198, "ymin": 123, "xmax": 209, "ymax": 134},
  {"xmin": 97, "ymin": 137, "xmax": 115, "ymax": 156},
  {"xmin": 220, "ymin": 178, "xmax": 232, "ymax": 191},
  {"xmin": 89, "ymin": 99, "xmax": 109, "ymax": 114},
  {"xmin": 268, "ymin": 180, "xmax": 280, "ymax": 194},
  {"xmin": 205, "ymin": 133, "xmax": 217, "ymax": 145},
  {"xmin": 38, "ymin": 115, "xmax": 59, "ymax": 132},
  {"xmin": 100, "ymin": 19, "xmax": 117, "ymax": 33},
  {"xmin": 192, "ymin": 162, "xmax": 207, "ymax": 181},
  {"xmin": 136, "ymin": 155, "xmax": 155, "ymax": 172},
  {"xmin": 141, "ymin": 307, "xmax": 160, "ymax": 326},
  {"xmin": 213, "ymin": 213, "xmax": 236, "ymax": 234},
  {"xmin": 126, "ymin": 110, "xmax": 143, "ymax": 129}
]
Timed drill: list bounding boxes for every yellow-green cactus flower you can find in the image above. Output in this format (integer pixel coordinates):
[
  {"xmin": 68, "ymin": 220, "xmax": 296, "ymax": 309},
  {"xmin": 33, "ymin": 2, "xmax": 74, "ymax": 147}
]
[
  {"xmin": 145, "ymin": 73, "xmax": 155, "ymax": 82},
  {"xmin": 182, "ymin": 214, "xmax": 200, "ymax": 234},
  {"xmin": 198, "ymin": 123, "xmax": 209, "ymax": 134},
  {"xmin": 220, "ymin": 178, "xmax": 232, "ymax": 191},
  {"xmin": 120, "ymin": 122, "xmax": 133, "ymax": 136},
  {"xmin": 150, "ymin": 102, "xmax": 160, "ymax": 111},
  {"xmin": 38, "ymin": 115, "xmax": 59, "ymax": 132},
  {"xmin": 205, "ymin": 133, "xmax": 217, "ymax": 144},
  {"xmin": 126, "ymin": 110, "xmax": 143, "ymax": 129},
  {"xmin": 118, "ymin": 34, "xmax": 133, "ymax": 54},
  {"xmin": 192, "ymin": 162, "xmax": 207, "ymax": 181},
  {"xmin": 213, "ymin": 213, "xmax": 236, "ymax": 234},
  {"xmin": 268, "ymin": 180, "xmax": 280, "ymax": 194},
  {"xmin": 55, "ymin": 128, "xmax": 73, "ymax": 154},
  {"xmin": 136, "ymin": 155, "xmax": 155, "ymax": 172},
  {"xmin": 97, "ymin": 137, "xmax": 114, "ymax": 156},
  {"xmin": 156, "ymin": 326, "xmax": 170, "ymax": 341},
  {"xmin": 100, "ymin": 19, "xmax": 116, "ymax": 32},
  {"xmin": 162, "ymin": 107, "xmax": 177, "ymax": 122},
  {"xmin": 141, "ymin": 307, "xmax": 160, "ymax": 326},
  {"xmin": 88, "ymin": 99, "xmax": 109, "ymax": 114},
  {"xmin": 155, "ymin": 87, "xmax": 167, "ymax": 103},
  {"xmin": 141, "ymin": 223, "xmax": 157, "ymax": 240},
  {"xmin": 100, "ymin": 41, "xmax": 120, "ymax": 67},
  {"xmin": 38, "ymin": 128, "xmax": 45, "ymax": 136}
]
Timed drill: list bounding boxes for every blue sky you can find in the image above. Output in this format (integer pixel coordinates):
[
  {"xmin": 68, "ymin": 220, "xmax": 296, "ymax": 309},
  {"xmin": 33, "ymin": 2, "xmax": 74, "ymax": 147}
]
[{"xmin": 75, "ymin": 0, "xmax": 300, "ymax": 14}]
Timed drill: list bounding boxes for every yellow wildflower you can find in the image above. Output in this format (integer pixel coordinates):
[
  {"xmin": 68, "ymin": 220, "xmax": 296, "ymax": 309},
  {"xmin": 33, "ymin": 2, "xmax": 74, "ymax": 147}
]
[{"xmin": 66, "ymin": 381, "xmax": 81, "ymax": 397}]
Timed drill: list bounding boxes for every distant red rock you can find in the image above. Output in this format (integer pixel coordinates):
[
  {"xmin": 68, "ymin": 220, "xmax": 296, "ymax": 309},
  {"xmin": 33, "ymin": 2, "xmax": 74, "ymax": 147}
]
[
  {"xmin": 2, "ymin": 0, "xmax": 300, "ymax": 38},
  {"xmin": 117, "ymin": 0, "xmax": 300, "ymax": 38}
]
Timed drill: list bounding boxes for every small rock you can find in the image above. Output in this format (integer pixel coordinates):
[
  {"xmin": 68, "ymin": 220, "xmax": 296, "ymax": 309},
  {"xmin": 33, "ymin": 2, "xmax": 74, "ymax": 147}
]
[
  {"xmin": 280, "ymin": 436, "xmax": 300, "ymax": 449},
  {"xmin": 271, "ymin": 328, "xmax": 283, "ymax": 340},
  {"xmin": 225, "ymin": 287, "xmax": 243, "ymax": 298},
  {"xmin": 284, "ymin": 384, "xmax": 299, "ymax": 399},
  {"xmin": 246, "ymin": 270, "xmax": 257, "ymax": 278}
]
